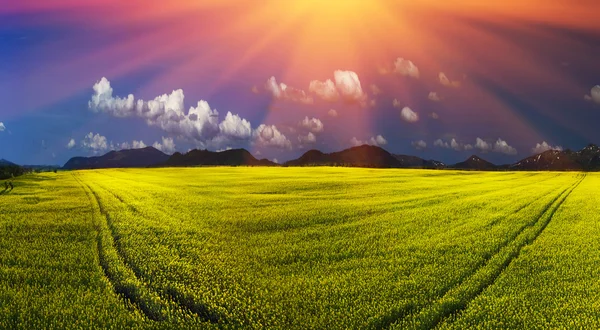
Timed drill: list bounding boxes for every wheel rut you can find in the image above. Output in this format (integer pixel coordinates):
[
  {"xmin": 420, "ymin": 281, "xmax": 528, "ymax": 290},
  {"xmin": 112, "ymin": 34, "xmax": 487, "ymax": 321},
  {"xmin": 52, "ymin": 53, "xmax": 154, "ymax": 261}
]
[{"xmin": 379, "ymin": 174, "xmax": 586, "ymax": 329}]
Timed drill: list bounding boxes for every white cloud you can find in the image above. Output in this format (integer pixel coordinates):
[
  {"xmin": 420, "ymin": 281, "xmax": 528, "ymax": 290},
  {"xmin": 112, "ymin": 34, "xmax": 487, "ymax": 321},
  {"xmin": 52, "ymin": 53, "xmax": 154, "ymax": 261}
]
[
  {"xmin": 532, "ymin": 141, "xmax": 563, "ymax": 154},
  {"xmin": 393, "ymin": 99, "xmax": 402, "ymax": 108},
  {"xmin": 89, "ymin": 77, "xmax": 256, "ymax": 148},
  {"xmin": 370, "ymin": 84, "xmax": 382, "ymax": 95},
  {"xmin": 298, "ymin": 132, "xmax": 317, "ymax": 144},
  {"xmin": 0, "ymin": 122, "xmax": 5, "ymax": 132},
  {"xmin": 412, "ymin": 140, "xmax": 427, "ymax": 150},
  {"xmin": 334, "ymin": 70, "xmax": 366, "ymax": 103},
  {"xmin": 132, "ymin": 140, "xmax": 147, "ymax": 149},
  {"xmin": 584, "ymin": 85, "xmax": 600, "ymax": 104},
  {"xmin": 428, "ymin": 92, "xmax": 442, "ymax": 102},
  {"xmin": 253, "ymin": 124, "xmax": 292, "ymax": 149},
  {"xmin": 394, "ymin": 58, "xmax": 420, "ymax": 78},
  {"xmin": 464, "ymin": 144, "xmax": 474, "ymax": 151},
  {"xmin": 298, "ymin": 116, "xmax": 324, "ymax": 133},
  {"xmin": 351, "ymin": 135, "xmax": 387, "ymax": 147},
  {"xmin": 328, "ymin": 109, "xmax": 338, "ymax": 117},
  {"xmin": 493, "ymin": 138, "xmax": 517, "ymax": 155},
  {"xmin": 309, "ymin": 79, "xmax": 339, "ymax": 102},
  {"xmin": 439, "ymin": 72, "xmax": 461, "ymax": 88},
  {"xmin": 430, "ymin": 112, "xmax": 439, "ymax": 119},
  {"xmin": 400, "ymin": 106, "xmax": 419, "ymax": 123},
  {"xmin": 265, "ymin": 76, "xmax": 313, "ymax": 104},
  {"xmin": 67, "ymin": 138, "xmax": 76, "ymax": 149},
  {"xmin": 152, "ymin": 136, "xmax": 176, "ymax": 154},
  {"xmin": 475, "ymin": 138, "xmax": 491, "ymax": 152},
  {"xmin": 272, "ymin": 158, "xmax": 279, "ymax": 164},
  {"xmin": 81, "ymin": 132, "xmax": 108, "ymax": 154},
  {"xmin": 434, "ymin": 138, "xmax": 464, "ymax": 151}
]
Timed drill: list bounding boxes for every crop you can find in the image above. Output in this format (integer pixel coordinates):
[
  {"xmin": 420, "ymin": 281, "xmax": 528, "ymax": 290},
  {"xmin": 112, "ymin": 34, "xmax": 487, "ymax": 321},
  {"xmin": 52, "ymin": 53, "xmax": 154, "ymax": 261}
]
[{"xmin": 0, "ymin": 168, "xmax": 596, "ymax": 329}]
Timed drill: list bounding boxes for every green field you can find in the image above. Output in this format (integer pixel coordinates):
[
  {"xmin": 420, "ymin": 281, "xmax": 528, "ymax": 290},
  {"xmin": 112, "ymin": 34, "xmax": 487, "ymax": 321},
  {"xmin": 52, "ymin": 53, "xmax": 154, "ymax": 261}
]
[{"xmin": 1, "ymin": 168, "xmax": 599, "ymax": 329}]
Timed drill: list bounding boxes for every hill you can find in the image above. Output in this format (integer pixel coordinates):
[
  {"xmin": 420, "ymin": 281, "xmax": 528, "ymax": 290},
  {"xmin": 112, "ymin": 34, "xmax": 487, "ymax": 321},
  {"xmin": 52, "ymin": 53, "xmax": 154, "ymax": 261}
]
[
  {"xmin": 0, "ymin": 159, "xmax": 26, "ymax": 180},
  {"xmin": 452, "ymin": 155, "xmax": 498, "ymax": 170},
  {"xmin": 392, "ymin": 154, "xmax": 446, "ymax": 169},
  {"xmin": 63, "ymin": 147, "xmax": 169, "ymax": 169},
  {"xmin": 164, "ymin": 148, "xmax": 277, "ymax": 167},
  {"xmin": 285, "ymin": 145, "xmax": 403, "ymax": 168},
  {"xmin": 511, "ymin": 144, "xmax": 600, "ymax": 171}
]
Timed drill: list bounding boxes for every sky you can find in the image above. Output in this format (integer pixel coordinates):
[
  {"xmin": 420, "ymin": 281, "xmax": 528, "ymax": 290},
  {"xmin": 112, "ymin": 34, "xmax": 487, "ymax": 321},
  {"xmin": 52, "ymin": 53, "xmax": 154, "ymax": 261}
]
[{"xmin": 1, "ymin": 0, "xmax": 599, "ymax": 166}]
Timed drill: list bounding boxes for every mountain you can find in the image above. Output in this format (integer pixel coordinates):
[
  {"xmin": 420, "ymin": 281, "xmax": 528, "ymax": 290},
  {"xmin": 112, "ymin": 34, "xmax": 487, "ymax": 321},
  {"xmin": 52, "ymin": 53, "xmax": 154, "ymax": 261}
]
[
  {"xmin": 392, "ymin": 154, "xmax": 446, "ymax": 169},
  {"xmin": 0, "ymin": 159, "xmax": 17, "ymax": 166},
  {"xmin": 452, "ymin": 155, "xmax": 497, "ymax": 170},
  {"xmin": 164, "ymin": 148, "xmax": 277, "ymax": 167},
  {"xmin": 285, "ymin": 145, "xmax": 403, "ymax": 168},
  {"xmin": 511, "ymin": 144, "xmax": 600, "ymax": 171},
  {"xmin": 63, "ymin": 147, "xmax": 169, "ymax": 169}
]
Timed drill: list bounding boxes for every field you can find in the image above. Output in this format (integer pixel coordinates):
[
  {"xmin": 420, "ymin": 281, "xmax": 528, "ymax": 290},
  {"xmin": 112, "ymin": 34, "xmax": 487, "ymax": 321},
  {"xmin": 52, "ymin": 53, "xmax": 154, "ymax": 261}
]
[{"xmin": 1, "ymin": 168, "xmax": 599, "ymax": 329}]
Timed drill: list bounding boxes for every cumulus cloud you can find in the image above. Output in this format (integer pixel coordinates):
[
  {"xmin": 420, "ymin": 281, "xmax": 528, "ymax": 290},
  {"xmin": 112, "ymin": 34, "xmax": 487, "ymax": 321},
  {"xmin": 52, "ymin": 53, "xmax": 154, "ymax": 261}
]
[
  {"xmin": 81, "ymin": 132, "xmax": 108, "ymax": 154},
  {"xmin": 584, "ymin": 85, "xmax": 600, "ymax": 104},
  {"xmin": 475, "ymin": 137, "xmax": 491, "ymax": 152},
  {"xmin": 309, "ymin": 79, "xmax": 339, "ymax": 102},
  {"xmin": 394, "ymin": 58, "xmax": 420, "ymax": 78},
  {"xmin": 334, "ymin": 70, "xmax": 366, "ymax": 103},
  {"xmin": 0, "ymin": 122, "xmax": 5, "ymax": 132},
  {"xmin": 328, "ymin": 109, "xmax": 338, "ymax": 117},
  {"xmin": 153, "ymin": 136, "xmax": 176, "ymax": 154},
  {"xmin": 67, "ymin": 138, "xmax": 76, "ymax": 149},
  {"xmin": 434, "ymin": 138, "xmax": 464, "ymax": 151},
  {"xmin": 298, "ymin": 116, "xmax": 324, "ymax": 133},
  {"xmin": 532, "ymin": 141, "xmax": 563, "ymax": 154},
  {"xmin": 253, "ymin": 124, "xmax": 292, "ymax": 149},
  {"xmin": 439, "ymin": 72, "xmax": 461, "ymax": 88},
  {"xmin": 298, "ymin": 132, "xmax": 317, "ymax": 144},
  {"xmin": 400, "ymin": 106, "xmax": 419, "ymax": 123},
  {"xmin": 89, "ymin": 77, "xmax": 255, "ymax": 148},
  {"xmin": 370, "ymin": 84, "xmax": 382, "ymax": 95},
  {"xmin": 430, "ymin": 112, "xmax": 440, "ymax": 119},
  {"xmin": 351, "ymin": 135, "xmax": 387, "ymax": 147},
  {"xmin": 428, "ymin": 92, "xmax": 442, "ymax": 102},
  {"xmin": 265, "ymin": 76, "xmax": 313, "ymax": 104},
  {"xmin": 412, "ymin": 140, "xmax": 427, "ymax": 150},
  {"xmin": 272, "ymin": 158, "xmax": 279, "ymax": 164},
  {"xmin": 493, "ymin": 138, "xmax": 517, "ymax": 155}
]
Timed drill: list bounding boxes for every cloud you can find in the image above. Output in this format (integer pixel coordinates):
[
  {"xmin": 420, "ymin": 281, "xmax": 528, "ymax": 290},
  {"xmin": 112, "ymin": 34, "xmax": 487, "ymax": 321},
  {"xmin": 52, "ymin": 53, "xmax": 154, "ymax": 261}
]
[
  {"xmin": 253, "ymin": 124, "xmax": 292, "ymax": 149},
  {"xmin": 430, "ymin": 112, "xmax": 439, "ymax": 119},
  {"xmin": 272, "ymin": 158, "xmax": 279, "ymax": 164},
  {"xmin": 153, "ymin": 136, "xmax": 176, "ymax": 154},
  {"xmin": 132, "ymin": 140, "xmax": 147, "ymax": 149},
  {"xmin": 433, "ymin": 139, "xmax": 449, "ymax": 148},
  {"xmin": 81, "ymin": 132, "xmax": 108, "ymax": 154},
  {"xmin": 251, "ymin": 85, "xmax": 260, "ymax": 94},
  {"xmin": 394, "ymin": 58, "xmax": 420, "ymax": 78},
  {"xmin": 412, "ymin": 140, "xmax": 427, "ymax": 150},
  {"xmin": 428, "ymin": 92, "xmax": 442, "ymax": 102},
  {"xmin": 351, "ymin": 135, "xmax": 387, "ymax": 147},
  {"xmin": 298, "ymin": 116, "xmax": 324, "ymax": 133},
  {"xmin": 584, "ymin": 85, "xmax": 600, "ymax": 104},
  {"xmin": 216, "ymin": 146, "xmax": 233, "ymax": 152},
  {"xmin": 298, "ymin": 132, "xmax": 317, "ymax": 144},
  {"xmin": 439, "ymin": 72, "xmax": 461, "ymax": 88},
  {"xmin": 400, "ymin": 106, "xmax": 419, "ymax": 123},
  {"xmin": 532, "ymin": 141, "xmax": 563, "ymax": 154},
  {"xmin": 493, "ymin": 138, "xmax": 517, "ymax": 155},
  {"xmin": 393, "ymin": 99, "xmax": 402, "ymax": 108},
  {"xmin": 0, "ymin": 122, "xmax": 5, "ymax": 132},
  {"xmin": 309, "ymin": 79, "xmax": 339, "ymax": 102},
  {"xmin": 475, "ymin": 137, "xmax": 491, "ymax": 152},
  {"xmin": 370, "ymin": 84, "xmax": 382, "ymax": 95},
  {"xmin": 434, "ymin": 138, "xmax": 464, "ymax": 151},
  {"xmin": 89, "ymin": 77, "xmax": 256, "ymax": 147},
  {"xmin": 265, "ymin": 76, "xmax": 314, "ymax": 104},
  {"xmin": 328, "ymin": 109, "xmax": 338, "ymax": 117},
  {"xmin": 333, "ymin": 70, "xmax": 366, "ymax": 103},
  {"xmin": 67, "ymin": 138, "xmax": 76, "ymax": 149}
]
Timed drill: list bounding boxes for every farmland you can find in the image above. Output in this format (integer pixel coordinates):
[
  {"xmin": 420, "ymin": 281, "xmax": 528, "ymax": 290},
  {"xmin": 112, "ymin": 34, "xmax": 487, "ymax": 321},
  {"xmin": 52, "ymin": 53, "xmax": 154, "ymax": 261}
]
[{"xmin": 0, "ymin": 168, "xmax": 598, "ymax": 329}]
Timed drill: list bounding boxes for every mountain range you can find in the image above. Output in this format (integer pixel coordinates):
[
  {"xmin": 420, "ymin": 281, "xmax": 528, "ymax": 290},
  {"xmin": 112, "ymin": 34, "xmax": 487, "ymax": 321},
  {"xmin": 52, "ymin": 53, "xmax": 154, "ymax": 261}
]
[{"xmin": 59, "ymin": 144, "xmax": 600, "ymax": 171}]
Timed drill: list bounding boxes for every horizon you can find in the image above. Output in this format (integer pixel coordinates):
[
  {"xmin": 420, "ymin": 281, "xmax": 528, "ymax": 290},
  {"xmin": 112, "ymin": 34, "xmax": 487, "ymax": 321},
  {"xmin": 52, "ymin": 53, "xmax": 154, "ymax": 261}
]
[{"xmin": 1, "ymin": 1, "xmax": 600, "ymax": 166}]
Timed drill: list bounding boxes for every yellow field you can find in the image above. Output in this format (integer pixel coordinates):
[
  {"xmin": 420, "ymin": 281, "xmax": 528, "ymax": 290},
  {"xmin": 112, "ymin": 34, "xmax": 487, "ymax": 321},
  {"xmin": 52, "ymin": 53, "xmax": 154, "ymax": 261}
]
[{"xmin": 0, "ymin": 168, "xmax": 598, "ymax": 329}]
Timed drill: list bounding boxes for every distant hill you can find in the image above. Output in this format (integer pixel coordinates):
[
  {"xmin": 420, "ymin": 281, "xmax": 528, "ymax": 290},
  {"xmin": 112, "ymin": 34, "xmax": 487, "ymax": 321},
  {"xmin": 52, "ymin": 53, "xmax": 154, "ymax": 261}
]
[
  {"xmin": 0, "ymin": 159, "xmax": 17, "ymax": 167},
  {"xmin": 1, "ymin": 159, "xmax": 26, "ymax": 180},
  {"xmin": 392, "ymin": 154, "xmax": 446, "ymax": 169},
  {"xmin": 63, "ymin": 147, "xmax": 169, "ymax": 169},
  {"xmin": 511, "ymin": 144, "xmax": 600, "ymax": 171},
  {"xmin": 164, "ymin": 148, "xmax": 277, "ymax": 167},
  {"xmin": 451, "ymin": 155, "xmax": 497, "ymax": 170},
  {"xmin": 285, "ymin": 145, "xmax": 403, "ymax": 168}
]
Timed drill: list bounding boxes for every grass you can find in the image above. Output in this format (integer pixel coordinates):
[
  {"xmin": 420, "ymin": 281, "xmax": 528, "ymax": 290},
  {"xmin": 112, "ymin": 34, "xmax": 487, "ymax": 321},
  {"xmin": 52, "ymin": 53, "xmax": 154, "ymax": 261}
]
[{"xmin": 0, "ymin": 168, "xmax": 597, "ymax": 329}]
